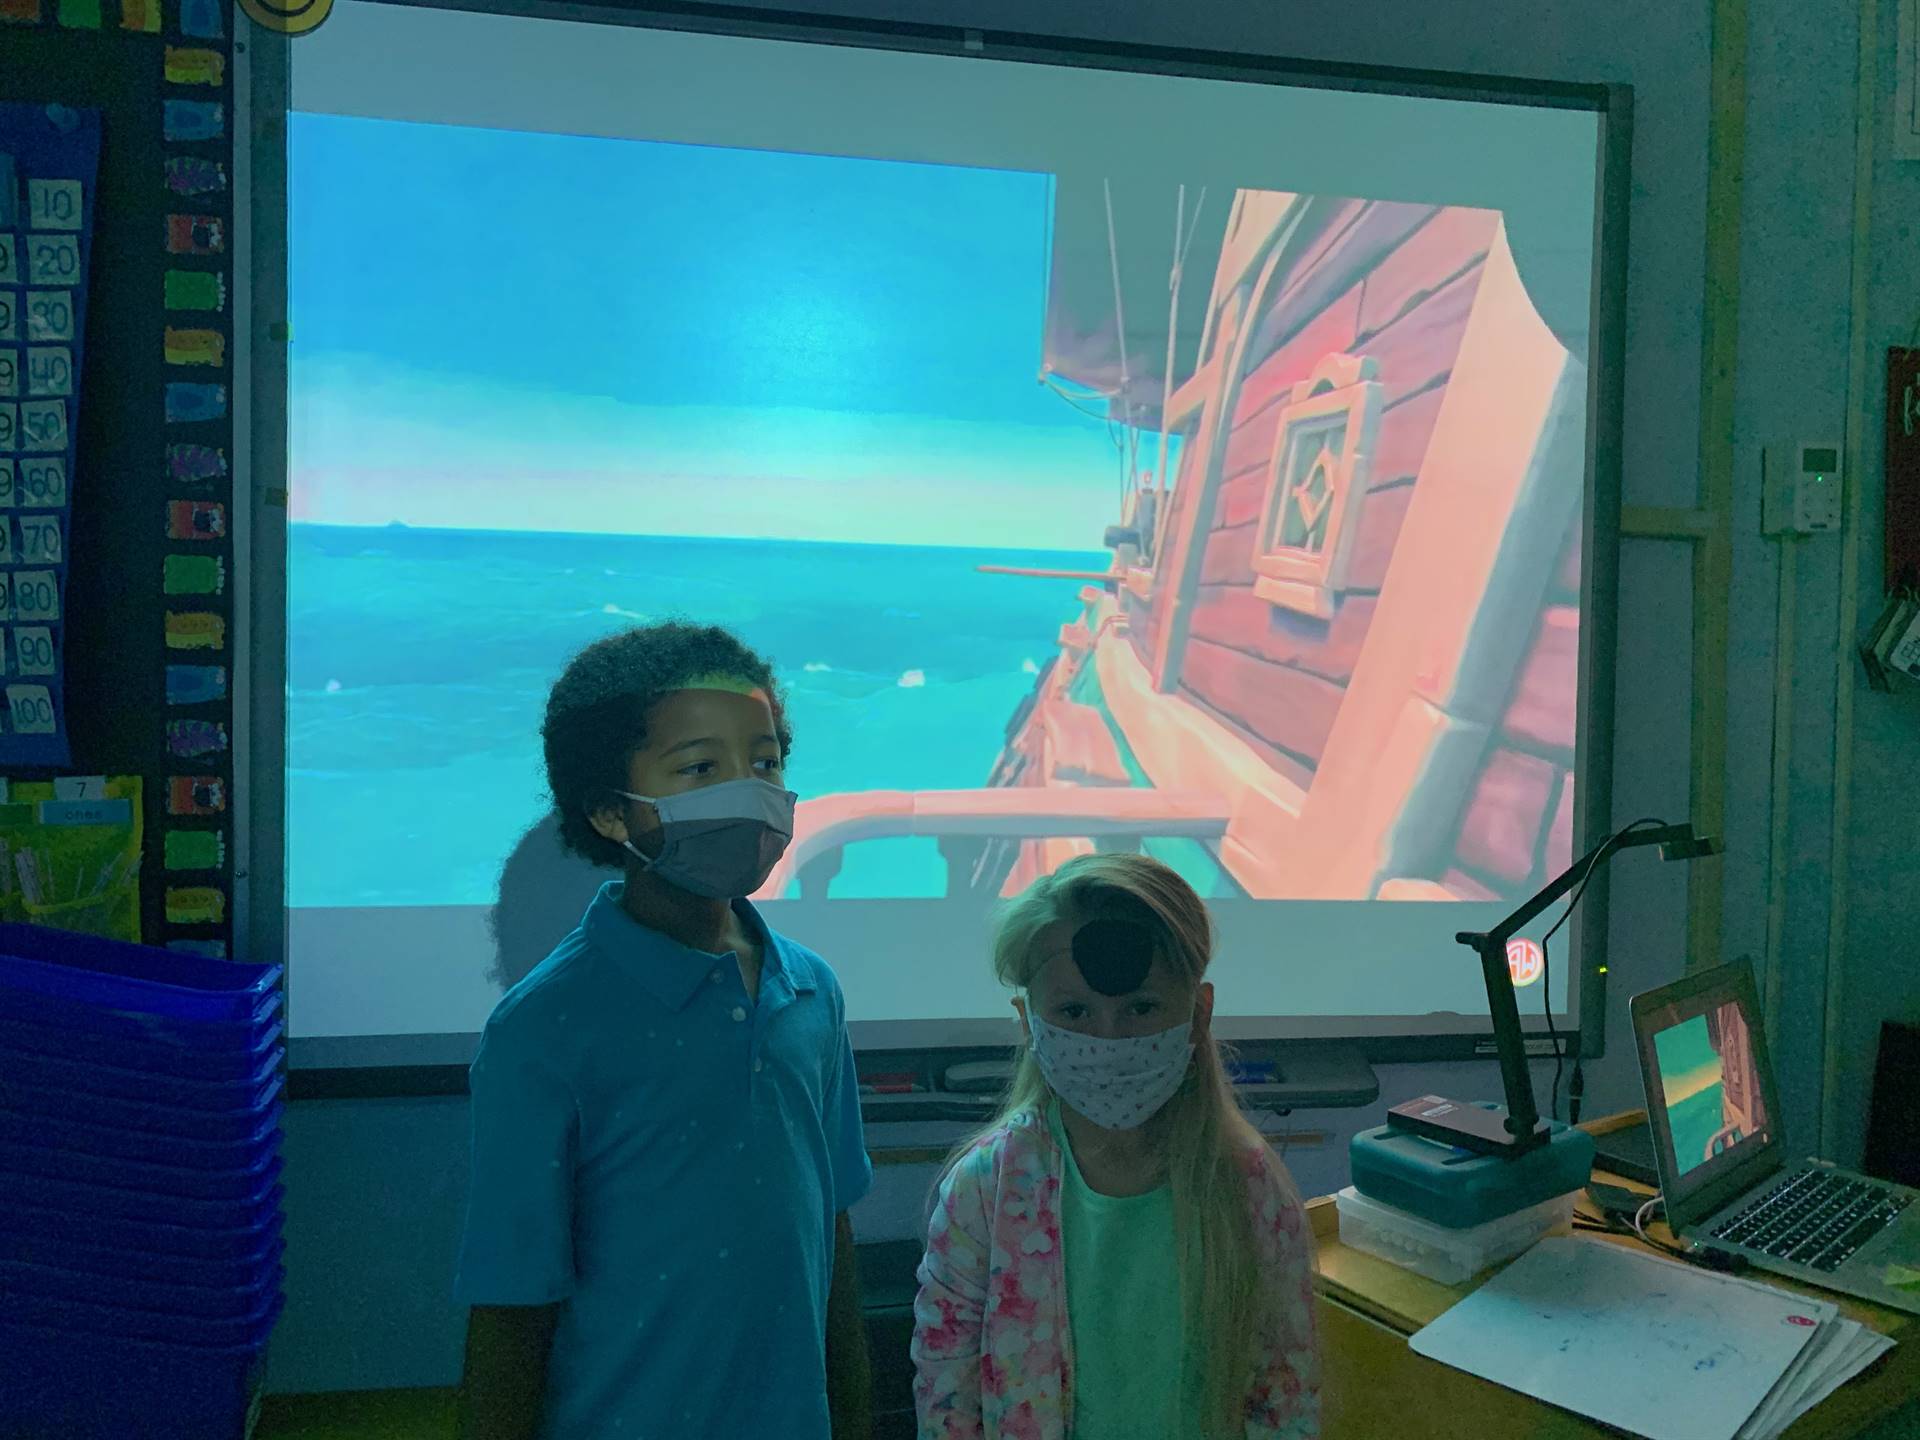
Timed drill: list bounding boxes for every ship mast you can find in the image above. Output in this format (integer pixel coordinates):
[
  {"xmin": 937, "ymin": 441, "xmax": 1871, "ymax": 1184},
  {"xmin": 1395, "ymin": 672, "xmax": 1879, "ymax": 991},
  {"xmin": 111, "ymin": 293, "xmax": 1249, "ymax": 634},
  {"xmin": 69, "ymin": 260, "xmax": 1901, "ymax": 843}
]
[
  {"xmin": 1102, "ymin": 179, "xmax": 1141, "ymax": 527},
  {"xmin": 1150, "ymin": 185, "xmax": 1204, "ymax": 565}
]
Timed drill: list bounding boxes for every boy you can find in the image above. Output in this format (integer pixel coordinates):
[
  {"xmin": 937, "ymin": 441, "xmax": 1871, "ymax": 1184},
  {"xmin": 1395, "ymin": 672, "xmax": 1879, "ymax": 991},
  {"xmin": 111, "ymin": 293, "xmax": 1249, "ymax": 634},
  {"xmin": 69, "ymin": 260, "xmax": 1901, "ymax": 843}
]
[{"xmin": 456, "ymin": 622, "xmax": 874, "ymax": 1439}]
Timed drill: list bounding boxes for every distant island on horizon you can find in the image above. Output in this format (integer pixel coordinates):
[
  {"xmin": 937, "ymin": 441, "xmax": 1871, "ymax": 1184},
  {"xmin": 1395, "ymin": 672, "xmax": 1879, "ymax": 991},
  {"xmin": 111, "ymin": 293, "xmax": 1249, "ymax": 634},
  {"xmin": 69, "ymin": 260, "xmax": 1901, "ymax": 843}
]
[{"xmin": 292, "ymin": 517, "xmax": 1107, "ymax": 556}]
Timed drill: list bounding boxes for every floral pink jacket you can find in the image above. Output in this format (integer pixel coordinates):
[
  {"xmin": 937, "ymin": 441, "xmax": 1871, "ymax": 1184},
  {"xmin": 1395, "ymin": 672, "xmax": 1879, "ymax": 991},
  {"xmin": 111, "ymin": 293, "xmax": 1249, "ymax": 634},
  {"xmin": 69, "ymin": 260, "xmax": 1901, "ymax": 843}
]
[{"xmin": 911, "ymin": 1110, "xmax": 1320, "ymax": 1440}]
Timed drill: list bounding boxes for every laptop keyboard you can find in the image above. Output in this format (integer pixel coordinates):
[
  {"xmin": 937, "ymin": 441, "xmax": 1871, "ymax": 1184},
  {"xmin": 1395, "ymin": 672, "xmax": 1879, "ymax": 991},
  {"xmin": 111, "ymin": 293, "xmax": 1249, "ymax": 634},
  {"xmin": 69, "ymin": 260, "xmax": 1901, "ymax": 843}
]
[{"xmin": 1711, "ymin": 1168, "xmax": 1914, "ymax": 1273}]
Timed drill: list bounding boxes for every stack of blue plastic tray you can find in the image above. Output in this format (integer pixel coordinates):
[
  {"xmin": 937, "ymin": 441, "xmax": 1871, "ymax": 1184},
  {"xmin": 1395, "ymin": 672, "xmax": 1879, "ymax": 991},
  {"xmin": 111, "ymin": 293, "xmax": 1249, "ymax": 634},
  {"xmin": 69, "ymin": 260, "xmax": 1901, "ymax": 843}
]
[{"xmin": 0, "ymin": 922, "xmax": 286, "ymax": 1440}]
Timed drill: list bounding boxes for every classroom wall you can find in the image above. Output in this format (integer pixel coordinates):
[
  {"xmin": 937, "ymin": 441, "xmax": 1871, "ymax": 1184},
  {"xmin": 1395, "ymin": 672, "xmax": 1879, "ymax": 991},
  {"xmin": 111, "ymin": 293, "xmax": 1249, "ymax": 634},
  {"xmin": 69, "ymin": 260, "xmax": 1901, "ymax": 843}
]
[
  {"xmin": 1829, "ymin": 0, "xmax": 1920, "ymax": 1166},
  {"xmin": 262, "ymin": 0, "xmax": 1920, "ymax": 1401},
  {"xmin": 266, "ymin": 0, "xmax": 1715, "ymax": 1395},
  {"xmin": 1718, "ymin": 0, "xmax": 1920, "ymax": 1168},
  {"xmin": 1723, "ymin": 0, "xmax": 1850, "ymax": 1159}
]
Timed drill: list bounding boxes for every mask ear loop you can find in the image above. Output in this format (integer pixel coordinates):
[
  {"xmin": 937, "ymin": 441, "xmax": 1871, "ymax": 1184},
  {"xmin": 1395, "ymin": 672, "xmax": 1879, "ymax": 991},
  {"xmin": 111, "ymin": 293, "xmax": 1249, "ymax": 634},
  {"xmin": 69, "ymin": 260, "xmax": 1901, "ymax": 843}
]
[{"xmin": 604, "ymin": 793, "xmax": 661, "ymax": 871}]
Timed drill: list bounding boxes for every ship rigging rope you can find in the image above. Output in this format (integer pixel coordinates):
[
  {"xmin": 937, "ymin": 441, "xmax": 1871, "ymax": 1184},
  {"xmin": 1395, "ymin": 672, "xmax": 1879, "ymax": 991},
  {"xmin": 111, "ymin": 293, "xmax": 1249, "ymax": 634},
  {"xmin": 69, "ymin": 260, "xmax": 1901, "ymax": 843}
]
[{"xmin": 1103, "ymin": 179, "xmax": 1140, "ymax": 509}]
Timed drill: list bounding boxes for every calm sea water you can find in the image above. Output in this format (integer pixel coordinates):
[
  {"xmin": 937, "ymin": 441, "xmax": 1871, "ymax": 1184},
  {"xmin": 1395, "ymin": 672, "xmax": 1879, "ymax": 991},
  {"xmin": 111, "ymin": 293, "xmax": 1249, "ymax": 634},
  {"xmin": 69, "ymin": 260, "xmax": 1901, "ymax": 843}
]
[
  {"xmin": 286, "ymin": 524, "xmax": 1103, "ymax": 906},
  {"xmin": 1656, "ymin": 1017, "xmax": 1726, "ymax": 1174},
  {"xmin": 1665, "ymin": 1085, "xmax": 1727, "ymax": 1175}
]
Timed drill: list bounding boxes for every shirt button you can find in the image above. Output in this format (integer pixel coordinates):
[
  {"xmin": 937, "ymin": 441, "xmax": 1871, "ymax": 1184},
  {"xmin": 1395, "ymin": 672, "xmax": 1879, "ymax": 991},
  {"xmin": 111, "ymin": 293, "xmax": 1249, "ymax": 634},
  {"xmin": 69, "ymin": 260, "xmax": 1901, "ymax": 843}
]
[
  {"xmin": 753, "ymin": 1059, "xmax": 765, "ymax": 1073},
  {"xmin": 731, "ymin": 1006, "xmax": 747, "ymax": 1023},
  {"xmin": 710, "ymin": 970, "xmax": 724, "ymax": 984}
]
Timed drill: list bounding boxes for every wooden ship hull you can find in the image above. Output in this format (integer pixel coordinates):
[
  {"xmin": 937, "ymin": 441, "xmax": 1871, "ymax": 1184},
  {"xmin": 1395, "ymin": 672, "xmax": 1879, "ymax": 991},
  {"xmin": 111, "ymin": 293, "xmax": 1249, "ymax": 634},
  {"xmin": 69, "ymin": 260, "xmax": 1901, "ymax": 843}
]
[
  {"xmin": 760, "ymin": 188, "xmax": 1586, "ymax": 908},
  {"xmin": 1703, "ymin": 1000, "xmax": 1766, "ymax": 1161}
]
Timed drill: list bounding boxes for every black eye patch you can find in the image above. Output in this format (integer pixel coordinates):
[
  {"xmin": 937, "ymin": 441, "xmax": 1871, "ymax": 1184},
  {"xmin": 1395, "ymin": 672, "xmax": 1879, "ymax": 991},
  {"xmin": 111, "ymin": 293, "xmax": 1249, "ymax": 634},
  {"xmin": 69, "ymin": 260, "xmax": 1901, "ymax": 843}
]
[{"xmin": 1071, "ymin": 918, "xmax": 1157, "ymax": 996}]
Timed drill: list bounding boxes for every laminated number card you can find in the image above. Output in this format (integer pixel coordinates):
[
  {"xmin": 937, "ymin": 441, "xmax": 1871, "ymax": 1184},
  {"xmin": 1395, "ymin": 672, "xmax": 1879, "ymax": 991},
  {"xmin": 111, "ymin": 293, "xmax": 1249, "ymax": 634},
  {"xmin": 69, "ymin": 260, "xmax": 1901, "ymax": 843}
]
[{"xmin": 0, "ymin": 103, "xmax": 101, "ymax": 768}]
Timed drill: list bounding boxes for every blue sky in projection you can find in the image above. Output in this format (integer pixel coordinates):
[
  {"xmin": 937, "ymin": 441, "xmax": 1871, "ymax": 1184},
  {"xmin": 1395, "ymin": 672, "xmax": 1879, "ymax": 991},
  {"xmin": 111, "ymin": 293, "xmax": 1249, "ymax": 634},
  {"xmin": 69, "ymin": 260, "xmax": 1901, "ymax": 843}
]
[{"xmin": 289, "ymin": 114, "xmax": 1123, "ymax": 547}]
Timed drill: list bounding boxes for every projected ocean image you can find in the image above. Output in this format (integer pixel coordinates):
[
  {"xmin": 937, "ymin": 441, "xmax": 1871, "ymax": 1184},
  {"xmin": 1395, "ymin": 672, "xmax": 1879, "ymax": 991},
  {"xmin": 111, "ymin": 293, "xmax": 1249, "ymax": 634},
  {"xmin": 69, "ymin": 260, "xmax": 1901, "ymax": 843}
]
[
  {"xmin": 289, "ymin": 116, "xmax": 1118, "ymax": 907},
  {"xmin": 291, "ymin": 111, "xmax": 1586, "ymax": 914},
  {"xmin": 288, "ymin": 527, "xmax": 1097, "ymax": 904}
]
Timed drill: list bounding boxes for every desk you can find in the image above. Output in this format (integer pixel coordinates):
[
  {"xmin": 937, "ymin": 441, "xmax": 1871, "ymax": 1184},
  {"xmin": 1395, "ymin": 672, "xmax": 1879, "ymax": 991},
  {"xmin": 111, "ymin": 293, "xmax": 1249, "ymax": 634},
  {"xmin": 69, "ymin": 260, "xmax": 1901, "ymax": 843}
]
[
  {"xmin": 1314, "ymin": 1121, "xmax": 1919, "ymax": 1439},
  {"xmin": 259, "ymin": 1119, "xmax": 1914, "ymax": 1440}
]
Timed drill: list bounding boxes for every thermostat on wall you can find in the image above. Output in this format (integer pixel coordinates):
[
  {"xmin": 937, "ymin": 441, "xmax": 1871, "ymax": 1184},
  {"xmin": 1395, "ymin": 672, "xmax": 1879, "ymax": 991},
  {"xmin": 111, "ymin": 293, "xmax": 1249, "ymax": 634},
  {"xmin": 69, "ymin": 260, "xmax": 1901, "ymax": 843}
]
[{"xmin": 1762, "ymin": 442, "xmax": 1844, "ymax": 536}]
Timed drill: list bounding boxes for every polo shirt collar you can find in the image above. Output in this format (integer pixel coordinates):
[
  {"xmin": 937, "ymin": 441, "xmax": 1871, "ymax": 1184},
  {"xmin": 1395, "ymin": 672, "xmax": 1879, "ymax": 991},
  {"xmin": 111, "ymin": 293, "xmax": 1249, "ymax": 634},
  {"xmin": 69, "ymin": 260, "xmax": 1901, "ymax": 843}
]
[{"xmin": 582, "ymin": 882, "xmax": 814, "ymax": 1011}]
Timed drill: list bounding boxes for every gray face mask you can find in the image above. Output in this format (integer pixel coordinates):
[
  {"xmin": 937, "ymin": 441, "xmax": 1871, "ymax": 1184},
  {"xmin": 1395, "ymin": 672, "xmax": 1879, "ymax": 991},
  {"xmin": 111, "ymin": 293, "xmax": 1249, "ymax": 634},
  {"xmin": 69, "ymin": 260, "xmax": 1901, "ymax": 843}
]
[{"xmin": 614, "ymin": 778, "xmax": 797, "ymax": 899}]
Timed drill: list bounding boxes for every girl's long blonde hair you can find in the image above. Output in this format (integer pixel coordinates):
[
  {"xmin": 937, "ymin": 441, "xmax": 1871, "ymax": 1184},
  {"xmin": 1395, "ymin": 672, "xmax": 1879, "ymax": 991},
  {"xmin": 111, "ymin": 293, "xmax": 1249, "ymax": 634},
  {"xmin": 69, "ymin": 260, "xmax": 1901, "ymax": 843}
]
[{"xmin": 939, "ymin": 852, "xmax": 1304, "ymax": 1438}]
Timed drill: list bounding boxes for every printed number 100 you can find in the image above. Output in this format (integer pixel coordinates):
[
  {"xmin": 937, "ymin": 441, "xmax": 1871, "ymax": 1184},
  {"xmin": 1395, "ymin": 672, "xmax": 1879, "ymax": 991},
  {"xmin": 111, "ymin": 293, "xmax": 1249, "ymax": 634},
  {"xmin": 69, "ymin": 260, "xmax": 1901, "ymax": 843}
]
[{"xmin": 7, "ymin": 687, "xmax": 55, "ymax": 735}]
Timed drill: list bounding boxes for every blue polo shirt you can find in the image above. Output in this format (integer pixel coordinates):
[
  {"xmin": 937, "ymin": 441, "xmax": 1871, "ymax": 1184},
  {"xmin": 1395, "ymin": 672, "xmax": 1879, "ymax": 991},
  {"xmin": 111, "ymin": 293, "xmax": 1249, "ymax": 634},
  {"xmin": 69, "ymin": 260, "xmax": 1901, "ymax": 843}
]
[{"xmin": 455, "ymin": 883, "xmax": 873, "ymax": 1439}]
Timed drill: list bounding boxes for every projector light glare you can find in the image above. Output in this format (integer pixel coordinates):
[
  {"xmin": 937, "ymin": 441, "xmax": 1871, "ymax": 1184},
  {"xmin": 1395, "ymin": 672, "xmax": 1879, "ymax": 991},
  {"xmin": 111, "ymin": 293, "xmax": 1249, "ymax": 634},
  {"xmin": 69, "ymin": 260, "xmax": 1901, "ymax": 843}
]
[{"xmin": 1506, "ymin": 938, "xmax": 1544, "ymax": 988}]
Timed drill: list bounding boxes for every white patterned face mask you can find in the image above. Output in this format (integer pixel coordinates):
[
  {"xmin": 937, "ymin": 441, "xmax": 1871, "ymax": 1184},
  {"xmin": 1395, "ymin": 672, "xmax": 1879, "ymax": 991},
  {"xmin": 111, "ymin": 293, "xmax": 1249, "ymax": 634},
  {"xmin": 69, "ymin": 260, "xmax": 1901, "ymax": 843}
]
[{"xmin": 1026, "ymin": 1012, "xmax": 1195, "ymax": 1131}]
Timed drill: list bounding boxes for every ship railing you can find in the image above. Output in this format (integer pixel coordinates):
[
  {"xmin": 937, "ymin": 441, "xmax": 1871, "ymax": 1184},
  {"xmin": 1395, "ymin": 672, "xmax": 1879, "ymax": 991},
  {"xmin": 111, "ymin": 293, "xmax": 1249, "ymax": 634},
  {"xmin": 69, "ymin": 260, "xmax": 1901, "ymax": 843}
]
[{"xmin": 755, "ymin": 787, "xmax": 1233, "ymax": 901}]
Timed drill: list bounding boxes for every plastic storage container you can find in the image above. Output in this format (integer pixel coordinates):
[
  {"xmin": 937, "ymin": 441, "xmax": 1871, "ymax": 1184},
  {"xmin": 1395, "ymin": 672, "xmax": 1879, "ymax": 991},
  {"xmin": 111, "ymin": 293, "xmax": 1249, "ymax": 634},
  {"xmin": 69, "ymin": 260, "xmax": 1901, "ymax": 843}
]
[
  {"xmin": 6, "ymin": 1199, "xmax": 284, "ymax": 1265},
  {"xmin": 1349, "ymin": 1113, "xmax": 1596, "ymax": 1227},
  {"xmin": 0, "ymin": 1011, "xmax": 283, "ymax": 1081},
  {"xmin": 0, "ymin": 1042, "xmax": 283, "ymax": 1111},
  {"xmin": 1, "ymin": 1308, "xmax": 278, "ymax": 1440},
  {"xmin": 0, "ymin": 977, "xmax": 280, "ymax": 1050},
  {"xmin": 4, "ymin": 1166, "xmax": 285, "ymax": 1232},
  {"xmin": 1334, "ymin": 1184, "xmax": 1579, "ymax": 1286},
  {"xmin": 0, "ymin": 1102, "xmax": 283, "ymax": 1170},
  {"xmin": 0, "ymin": 1256, "xmax": 285, "ymax": 1320},
  {"xmin": 1, "ymin": 1069, "xmax": 284, "ymax": 1141},
  {"xmin": 0, "ymin": 1226, "xmax": 283, "ymax": 1292},
  {"xmin": 0, "ymin": 1127, "xmax": 282, "ymax": 1200},
  {"xmin": 1, "ymin": 1159, "xmax": 284, "ymax": 1221},
  {"xmin": 0, "ymin": 924, "xmax": 286, "ymax": 1440},
  {"xmin": 0, "ymin": 922, "xmax": 279, "ymax": 1020},
  {"xmin": 5, "ymin": 1284, "xmax": 283, "ymax": 1348}
]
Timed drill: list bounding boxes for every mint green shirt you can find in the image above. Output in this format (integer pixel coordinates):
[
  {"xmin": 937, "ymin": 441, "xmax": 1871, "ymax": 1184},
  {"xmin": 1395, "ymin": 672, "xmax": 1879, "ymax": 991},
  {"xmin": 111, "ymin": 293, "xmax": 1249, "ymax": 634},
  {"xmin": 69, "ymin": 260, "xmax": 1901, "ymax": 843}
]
[{"xmin": 1049, "ymin": 1101, "xmax": 1195, "ymax": 1440}]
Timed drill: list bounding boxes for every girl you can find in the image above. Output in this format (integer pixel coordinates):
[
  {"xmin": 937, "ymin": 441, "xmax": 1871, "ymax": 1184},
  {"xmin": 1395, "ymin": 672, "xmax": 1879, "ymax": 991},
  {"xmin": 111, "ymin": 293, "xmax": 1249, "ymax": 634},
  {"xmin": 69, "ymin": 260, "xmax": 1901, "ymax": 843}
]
[{"xmin": 911, "ymin": 854, "xmax": 1319, "ymax": 1440}]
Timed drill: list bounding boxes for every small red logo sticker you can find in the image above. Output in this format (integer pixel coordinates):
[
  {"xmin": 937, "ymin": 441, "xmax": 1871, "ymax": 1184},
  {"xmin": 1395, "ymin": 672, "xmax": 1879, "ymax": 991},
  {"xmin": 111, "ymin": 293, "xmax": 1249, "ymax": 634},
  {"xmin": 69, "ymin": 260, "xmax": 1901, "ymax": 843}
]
[
  {"xmin": 1787, "ymin": 1316, "xmax": 1815, "ymax": 1327},
  {"xmin": 1507, "ymin": 939, "xmax": 1544, "ymax": 988}
]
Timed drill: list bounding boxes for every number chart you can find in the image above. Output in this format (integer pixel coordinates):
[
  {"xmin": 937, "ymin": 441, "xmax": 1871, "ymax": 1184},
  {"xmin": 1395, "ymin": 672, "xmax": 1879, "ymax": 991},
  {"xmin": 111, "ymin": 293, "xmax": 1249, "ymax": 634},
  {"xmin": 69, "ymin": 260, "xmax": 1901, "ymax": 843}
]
[
  {"xmin": 0, "ymin": 105, "xmax": 98, "ymax": 769},
  {"xmin": 3, "ymin": 11, "xmax": 238, "ymax": 957}
]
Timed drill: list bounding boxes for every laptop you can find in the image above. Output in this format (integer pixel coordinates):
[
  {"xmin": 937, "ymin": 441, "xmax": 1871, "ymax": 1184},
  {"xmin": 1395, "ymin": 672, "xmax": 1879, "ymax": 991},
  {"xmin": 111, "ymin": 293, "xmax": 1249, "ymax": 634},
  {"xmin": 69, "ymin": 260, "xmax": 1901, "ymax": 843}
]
[{"xmin": 1631, "ymin": 959, "xmax": 1920, "ymax": 1315}]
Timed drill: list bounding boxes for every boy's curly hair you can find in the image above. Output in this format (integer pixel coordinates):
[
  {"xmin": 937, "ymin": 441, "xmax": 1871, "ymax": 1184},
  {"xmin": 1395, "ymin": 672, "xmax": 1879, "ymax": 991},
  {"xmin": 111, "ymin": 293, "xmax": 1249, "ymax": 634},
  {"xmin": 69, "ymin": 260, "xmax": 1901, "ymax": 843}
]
[{"xmin": 542, "ymin": 622, "xmax": 791, "ymax": 868}]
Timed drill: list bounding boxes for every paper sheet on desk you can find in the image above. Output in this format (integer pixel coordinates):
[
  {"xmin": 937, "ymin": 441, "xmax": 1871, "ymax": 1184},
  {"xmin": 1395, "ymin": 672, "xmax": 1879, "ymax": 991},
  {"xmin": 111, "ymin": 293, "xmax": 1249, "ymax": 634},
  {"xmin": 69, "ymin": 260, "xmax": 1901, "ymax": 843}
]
[
  {"xmin": 1737, "ymin": 1315, "xmax": 1894, "ymax": 1440},
  {"xmin": 1409, "ymin": 1237, "xmax": 1841, "ymax": 1440}
]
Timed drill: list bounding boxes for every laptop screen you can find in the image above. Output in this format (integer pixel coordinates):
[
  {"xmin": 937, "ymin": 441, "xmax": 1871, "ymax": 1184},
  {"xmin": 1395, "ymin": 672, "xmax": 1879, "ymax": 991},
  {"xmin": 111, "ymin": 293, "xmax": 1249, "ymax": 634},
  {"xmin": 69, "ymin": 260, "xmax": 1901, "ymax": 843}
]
[
  {"xmin": 1632, "ymin": 960, "xmax": 1786, "ymax": 1230},
  {"xmin": 1651, "ymin": 997, "xmax": 1772, "ymax": 1181}
]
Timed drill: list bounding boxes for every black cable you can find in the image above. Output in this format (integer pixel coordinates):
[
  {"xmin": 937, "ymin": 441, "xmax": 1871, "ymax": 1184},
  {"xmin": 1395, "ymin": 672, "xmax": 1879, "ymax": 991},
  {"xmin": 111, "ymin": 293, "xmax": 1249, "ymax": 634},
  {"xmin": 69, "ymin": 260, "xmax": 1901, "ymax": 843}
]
[
  {"xmin": 1537, "ymin": 817, "xmax": 1665, "ymax": 1121},
  {"xmin": 1539, "ymin": 827, "xmax": 1629, "ymax": 1120},
  {"xmin": 1542, "ymin": 931, "xmax": 1565, "ymax": 1123}
]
